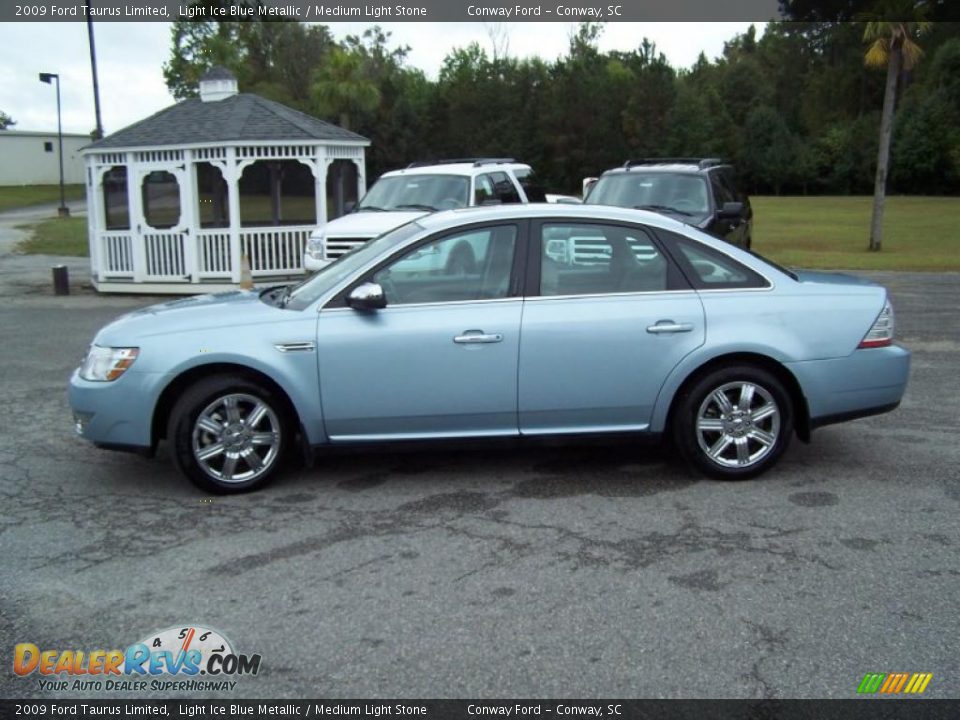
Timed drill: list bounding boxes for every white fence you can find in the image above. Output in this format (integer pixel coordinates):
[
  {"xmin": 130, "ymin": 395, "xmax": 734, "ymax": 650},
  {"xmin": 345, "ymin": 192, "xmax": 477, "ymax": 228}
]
[{"xmin": 95, "ymin": 225, "xmax": 313, "ymax": 285}]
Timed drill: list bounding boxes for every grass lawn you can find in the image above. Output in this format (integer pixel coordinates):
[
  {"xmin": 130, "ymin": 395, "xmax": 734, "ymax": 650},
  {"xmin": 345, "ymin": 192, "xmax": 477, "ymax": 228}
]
[
  {"xmin": 13, "ymin": 195, "xmax": 960, "ymax": 272},
  {"xmin": 752, "ymin": 195, "xmax": 960, "ymax": 272},
  {"xmin": 16, "ymin": 217, "xmax": 88, "ymax": 256},
  {"xmin": 0, "ymin": 184, "xmax": 85, "ymax": 213}
]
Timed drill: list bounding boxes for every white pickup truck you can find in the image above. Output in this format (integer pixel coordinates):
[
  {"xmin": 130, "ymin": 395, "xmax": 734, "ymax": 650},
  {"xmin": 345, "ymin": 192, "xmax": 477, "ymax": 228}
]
[{"xmin": 303, "ymin": 158, "xmax": 552, "ymax": 272}]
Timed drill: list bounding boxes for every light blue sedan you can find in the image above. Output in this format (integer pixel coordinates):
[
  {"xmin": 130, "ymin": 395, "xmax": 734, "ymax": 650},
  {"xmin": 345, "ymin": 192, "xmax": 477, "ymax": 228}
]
[{"xmin": 69, "ymin": 205, "xmax": 910, "ymax": 493}]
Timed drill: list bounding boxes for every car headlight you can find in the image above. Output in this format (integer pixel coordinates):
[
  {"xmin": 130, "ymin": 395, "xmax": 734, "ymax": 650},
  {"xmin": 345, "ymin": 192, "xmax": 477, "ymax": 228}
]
[
  {"xmin": 306, "ymin": 234, "xmax": 325, "ymax": 259},
  {"xmin": 79, "ymin": 345, "xmax": 139, "ymax": 382}
]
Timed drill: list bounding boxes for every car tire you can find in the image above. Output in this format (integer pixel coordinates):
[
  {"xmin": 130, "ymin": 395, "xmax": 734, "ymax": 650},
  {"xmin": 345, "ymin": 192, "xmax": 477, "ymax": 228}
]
[
  {"xmin": 445, "ymin": 243, "xmax": 476, "ymax": 275},
  {"xmin": 168, "ymin": 375, "xmax": 291, "ymax": 493},
  {"xmin": 673, "ymin": 365, "xmax": 792, "ymax": 481}
]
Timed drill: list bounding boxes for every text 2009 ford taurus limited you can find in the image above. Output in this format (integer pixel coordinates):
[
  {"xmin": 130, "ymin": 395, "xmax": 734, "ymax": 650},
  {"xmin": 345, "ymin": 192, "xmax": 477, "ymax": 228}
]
[{"xmin": 69, "ymin": 205, "xmax": 910, "ymax": 493}]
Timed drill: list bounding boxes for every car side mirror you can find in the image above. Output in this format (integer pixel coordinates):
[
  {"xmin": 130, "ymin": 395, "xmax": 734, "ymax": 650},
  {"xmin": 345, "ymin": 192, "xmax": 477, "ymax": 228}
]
[
  {"xmin": 347, "ymin": 282, "xmax": 386, "ymax": 310},
  {"xmin": 717, "ymin": 201, "xmax": 744, "ymax": 220}
]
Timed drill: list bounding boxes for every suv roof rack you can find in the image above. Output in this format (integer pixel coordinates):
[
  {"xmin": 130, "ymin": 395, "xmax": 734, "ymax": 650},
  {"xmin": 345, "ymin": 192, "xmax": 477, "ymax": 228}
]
[
  {"xmin": 623, "ymin": 158, "xmax": 725, "ymax": 170},
  {"xmin": 406, "ymin": 158, "xmax": 517, "ymax": 169}
]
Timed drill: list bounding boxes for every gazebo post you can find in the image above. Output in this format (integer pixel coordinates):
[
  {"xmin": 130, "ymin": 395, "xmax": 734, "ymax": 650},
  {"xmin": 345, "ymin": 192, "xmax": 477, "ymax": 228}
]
[
  {"xmin": 226, "ymin": 146, "xmax": 242, "ymax": 284},
  {"xmin": 315, "ymin": 149, "xmax": 328, "ymax": 225},
  {"xmin": 354, "ymin": 158, "xmax": 366, "ymax": 198},
  {"xmin": 269, "ymin": 161, "xmax": 283, "ymax": 226},
  {"xmin": 85, "ymin": 161, "xmax": 100, "ymax": 281},
  {"xmin": 181, "ymin": 152, "xmax": 199, "ymax": 283}
]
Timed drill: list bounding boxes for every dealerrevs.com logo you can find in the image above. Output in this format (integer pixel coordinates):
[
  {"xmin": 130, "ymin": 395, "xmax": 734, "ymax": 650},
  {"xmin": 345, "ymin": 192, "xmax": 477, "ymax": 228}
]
[{"xmin": 14, "ymin": 625, "xmax": 261, "ymax": 692}]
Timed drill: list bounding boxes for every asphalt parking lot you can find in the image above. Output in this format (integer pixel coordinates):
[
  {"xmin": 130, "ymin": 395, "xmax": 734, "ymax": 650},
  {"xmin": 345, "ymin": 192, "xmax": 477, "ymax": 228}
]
[{"xmin": 1, "ymin": 266, "xmax": 958, "ymax": 700}]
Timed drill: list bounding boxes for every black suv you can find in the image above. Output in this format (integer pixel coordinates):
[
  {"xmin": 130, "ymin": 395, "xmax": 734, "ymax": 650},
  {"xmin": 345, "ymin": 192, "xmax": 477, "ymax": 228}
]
[{"xmin": 584, "ymin": 158, "xmax": 753, "ymax": 249}]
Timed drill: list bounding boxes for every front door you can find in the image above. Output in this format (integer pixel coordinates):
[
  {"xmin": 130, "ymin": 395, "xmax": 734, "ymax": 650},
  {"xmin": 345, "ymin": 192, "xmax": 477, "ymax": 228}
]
[{"xmin": 317, "ymin": 224, "xmax": 523, "ymax": 440}]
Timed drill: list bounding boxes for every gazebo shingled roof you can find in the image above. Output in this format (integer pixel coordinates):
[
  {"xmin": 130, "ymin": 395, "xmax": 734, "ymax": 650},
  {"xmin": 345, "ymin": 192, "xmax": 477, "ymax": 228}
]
[{"xmin": 85, "ymin": 94, "xmax": 369, "ymax": 150}]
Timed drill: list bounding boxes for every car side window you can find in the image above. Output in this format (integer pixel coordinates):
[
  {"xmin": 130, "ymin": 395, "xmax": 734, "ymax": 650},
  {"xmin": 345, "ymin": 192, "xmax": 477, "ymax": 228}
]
[
  {"xmin": 373, "ymin": 225, "xmax": 517, "ymax": 305},
  {"xmin": 474, "ymin": 175, "xmax": 497, "ymax": 205},
  {"xmin": 489, "ymin": 172, "xmax": 522, "ymax": 204},
  {"xmin": 670, "ymin": 236, "xmax": 770, "ymax": 289},
  {"xmin": 513, "ymin": 167, "xmax": 547, "ymax": 202},
  {"xmin": 539, "ymin": 223, "xmax": 672, "ymax": 296},
  {"xmin": 710, "ymin": 172, "xmax": 734, "ymax": 206}
]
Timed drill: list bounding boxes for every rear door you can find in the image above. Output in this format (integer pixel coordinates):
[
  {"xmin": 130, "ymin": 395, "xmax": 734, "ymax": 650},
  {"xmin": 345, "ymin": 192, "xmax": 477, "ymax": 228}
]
[{"xmin": 518, "ymin": 220, "xmax": 705, "ymax": 434}]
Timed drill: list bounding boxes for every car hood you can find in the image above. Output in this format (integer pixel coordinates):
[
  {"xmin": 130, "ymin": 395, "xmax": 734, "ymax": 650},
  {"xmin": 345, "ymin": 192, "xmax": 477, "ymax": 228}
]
[
  {"xmin": 94, "ymin": 289, "xmax": 285, "ymax": 345},
  {"xmin": 793, "ymin": 270, "xmax": 876, "ymax": 286},
  {"xmin": 316, "ymin": 210, "xmax": 429, "ymax": 238}
]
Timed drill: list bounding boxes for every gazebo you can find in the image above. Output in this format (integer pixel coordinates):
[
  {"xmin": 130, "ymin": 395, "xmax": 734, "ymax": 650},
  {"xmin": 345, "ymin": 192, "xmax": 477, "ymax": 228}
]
[{"xmin": 82, "ymin": 68, "xmax": 370, "ymax": 293}]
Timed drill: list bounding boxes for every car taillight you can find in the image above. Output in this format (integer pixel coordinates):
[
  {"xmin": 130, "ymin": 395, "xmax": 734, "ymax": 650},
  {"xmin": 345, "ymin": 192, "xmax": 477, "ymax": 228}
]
[{"xmin": 859, "ymin": 299, "xmax": 894, "ymax": 348}]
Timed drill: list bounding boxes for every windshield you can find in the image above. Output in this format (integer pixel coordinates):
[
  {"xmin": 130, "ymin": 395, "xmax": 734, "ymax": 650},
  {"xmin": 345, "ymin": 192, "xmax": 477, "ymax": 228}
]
[
  {"xmin": 586, "ymin": 172, "xmax": 711, "ymax": 216},
  {"xmin": 283, "ymin": 221, "xmax": 424, "ymax": 310},
  {"xmin": 356, "ymin": 174, "xmax": 471, "ymax": 212}
]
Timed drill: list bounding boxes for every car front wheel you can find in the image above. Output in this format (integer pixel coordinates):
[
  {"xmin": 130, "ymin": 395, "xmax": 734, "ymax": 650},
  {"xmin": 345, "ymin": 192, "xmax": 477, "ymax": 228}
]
[
  {"xmin": 169, "ymin": 375, "xmax": 290, "ymax": 493},
  {"xmin": 673, "ymin": 365, "xmax": 793, "ymax": 480}
]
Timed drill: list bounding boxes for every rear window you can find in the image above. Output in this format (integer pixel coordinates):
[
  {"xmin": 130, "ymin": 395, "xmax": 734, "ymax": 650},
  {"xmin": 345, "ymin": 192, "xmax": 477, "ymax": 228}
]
[{"xmin": 670, "ymin": 236, "xmax": 770, "ymax": 290}]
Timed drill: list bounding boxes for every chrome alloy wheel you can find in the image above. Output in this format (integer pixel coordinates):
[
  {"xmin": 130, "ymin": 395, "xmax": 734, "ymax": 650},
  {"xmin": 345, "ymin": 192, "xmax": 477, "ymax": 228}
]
[
  {"xmin": 191, "ymin": 393, "xmax": 281, "ymax": 483},
  {"xmin": 695, "ymin": 381, "xmax": 781, "ymax": 469}
]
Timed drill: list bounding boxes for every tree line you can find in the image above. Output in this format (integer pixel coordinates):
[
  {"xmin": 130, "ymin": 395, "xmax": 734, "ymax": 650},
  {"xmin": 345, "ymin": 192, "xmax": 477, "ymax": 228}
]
[{"xmin": 163, "ymin": 7, "xmax": 960, "ymax": 196}]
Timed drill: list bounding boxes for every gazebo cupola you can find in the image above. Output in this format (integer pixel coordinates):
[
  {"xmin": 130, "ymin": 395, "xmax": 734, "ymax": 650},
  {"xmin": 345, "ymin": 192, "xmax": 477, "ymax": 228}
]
[
  {"xmin": 81, "ymin": 67, "xmax": 370, "ymax": 293},
  {"xmin": 199, "ymin": 66, "xmax": 239, "ymax": 102}
]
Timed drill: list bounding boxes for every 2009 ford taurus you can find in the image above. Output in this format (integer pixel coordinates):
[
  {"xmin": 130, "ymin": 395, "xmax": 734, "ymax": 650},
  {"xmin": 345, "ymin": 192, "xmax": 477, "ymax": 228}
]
[{"xmin": 69, "ymin": 205, "xmax": 910, "ymax": 493}]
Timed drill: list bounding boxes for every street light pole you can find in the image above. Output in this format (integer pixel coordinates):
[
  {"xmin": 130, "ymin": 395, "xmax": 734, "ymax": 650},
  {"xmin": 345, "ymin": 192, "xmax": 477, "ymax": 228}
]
[
  {"xmin": 84, "ymin": 0, "xmax": 104, "ymax": 139},
  {"xmin": 39, "ymin": 72, "xmax": 70, "ymax": 218}
]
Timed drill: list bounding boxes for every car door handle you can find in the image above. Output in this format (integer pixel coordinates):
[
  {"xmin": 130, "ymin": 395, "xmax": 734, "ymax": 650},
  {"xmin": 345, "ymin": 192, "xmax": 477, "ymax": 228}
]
[
  {"xmin": 454, "ymin": 331, "xmax": 503, "ymax": 344},
  {"xmin": 646, "ymin": 321, "xmax": 694, "ymax": 334}
]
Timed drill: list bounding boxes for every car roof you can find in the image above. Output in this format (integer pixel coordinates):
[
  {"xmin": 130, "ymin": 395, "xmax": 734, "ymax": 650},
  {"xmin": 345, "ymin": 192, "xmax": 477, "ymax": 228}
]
[
  {"xmin": 414, "ymin": 202, "xmax": 691, "ymax": 234},
  {"xmin": 381, "ymin": 161, "xmax": 532, "ymax": 179},
  {"xmin": 599, "ymin": 158, "xmax": 734, "ymax": 176},
  {"xmin": 601, "ymin": 163, "xmax": 723, "ymax": 175}
]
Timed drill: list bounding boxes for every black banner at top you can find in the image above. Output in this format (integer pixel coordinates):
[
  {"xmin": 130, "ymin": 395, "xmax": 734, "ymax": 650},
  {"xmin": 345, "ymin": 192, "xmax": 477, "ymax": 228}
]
[{"xmin": 3, "ymin": 0, "xmax": 786, "ymax": 23}]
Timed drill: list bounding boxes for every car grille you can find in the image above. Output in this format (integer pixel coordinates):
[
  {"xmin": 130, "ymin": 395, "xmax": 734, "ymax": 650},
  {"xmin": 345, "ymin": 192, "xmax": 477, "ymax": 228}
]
[
  {"xmin": 570, "ymin": 237, "xmax": 658, "ymax": 265},
  {"xmin": 326, "ymin": 237, "xmax": 373, "ymax": 258},
  {"xmin": 570, "ymin": 237, "xmax": 612, "ymax": 265}
]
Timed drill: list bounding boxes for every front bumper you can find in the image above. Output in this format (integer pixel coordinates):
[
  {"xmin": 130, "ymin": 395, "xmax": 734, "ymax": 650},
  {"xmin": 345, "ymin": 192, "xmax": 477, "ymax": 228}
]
[
  {"xmin": 68, "ymin": 369, "xmax": 164, "ymax": 451},
  {"xmin": 785, "ymin": 345, "xmax": 911, "ymax": 426}
]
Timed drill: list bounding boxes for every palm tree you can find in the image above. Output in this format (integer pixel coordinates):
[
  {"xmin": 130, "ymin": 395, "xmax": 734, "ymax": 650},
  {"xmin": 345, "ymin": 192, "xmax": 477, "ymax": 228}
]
[
  {"xmin": 310, "ymin": 47, "xmax": 381, "ymax": 132},
  {"xmin": 863, "ymin": 12, "xmax": 931, "ymax": 251}
]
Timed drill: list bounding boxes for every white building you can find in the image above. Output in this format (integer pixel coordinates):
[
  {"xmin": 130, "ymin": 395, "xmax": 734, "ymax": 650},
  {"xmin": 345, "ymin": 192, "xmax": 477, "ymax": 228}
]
[
  {"xmin": 0, "ymin": 130, "xmax": 88, "ymax": 185},
  {"xmin": 82, "ymin": 67, "xmax": 370, "ymax": 294}
]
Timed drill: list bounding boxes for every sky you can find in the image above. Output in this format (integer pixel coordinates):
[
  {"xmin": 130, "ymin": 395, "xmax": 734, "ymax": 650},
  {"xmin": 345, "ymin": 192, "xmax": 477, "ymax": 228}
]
[{"xmin": 0, "ymin": 21, "xmax": 762, "ymax": 136}]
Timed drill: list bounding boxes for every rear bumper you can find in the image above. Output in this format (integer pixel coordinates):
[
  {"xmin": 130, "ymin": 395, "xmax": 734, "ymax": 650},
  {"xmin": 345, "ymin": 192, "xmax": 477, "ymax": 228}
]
[
  {"xmin": 785, "ymin": 345, "xmax": 910, "ymax": 427},
  {"xmin": 810, "ymin": 401, "xmax": 901, "ymax": 430}
]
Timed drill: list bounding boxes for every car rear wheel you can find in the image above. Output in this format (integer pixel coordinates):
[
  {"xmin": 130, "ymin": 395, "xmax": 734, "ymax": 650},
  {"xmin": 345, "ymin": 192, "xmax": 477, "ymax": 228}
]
[
  {"xmin": 168, "ymin": 375, "xmax": 290, "ymax": 493},
  {"xmin": 673, "ymin": 365, "xmax": 792, "ymax": 480}
]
